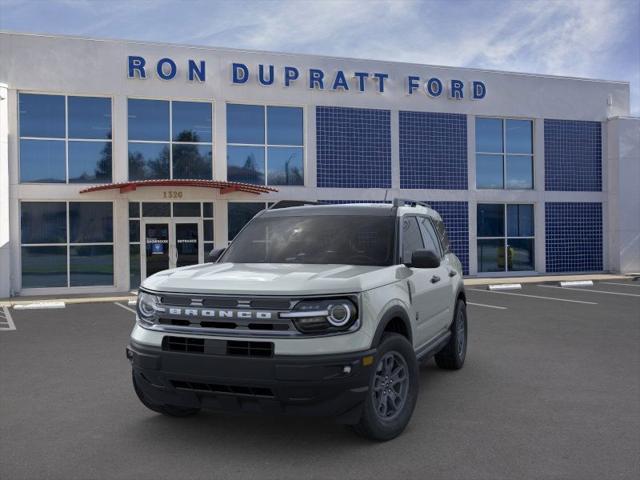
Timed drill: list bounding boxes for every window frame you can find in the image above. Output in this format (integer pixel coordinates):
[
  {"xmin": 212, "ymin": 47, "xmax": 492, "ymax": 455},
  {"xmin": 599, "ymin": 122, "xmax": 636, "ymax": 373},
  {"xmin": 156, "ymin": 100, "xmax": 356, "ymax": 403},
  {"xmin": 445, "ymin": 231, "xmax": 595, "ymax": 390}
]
[
  {"xmin": 226, "ymin": 102, "xmax": 306, "ymax": 186},
  {"xmin": 127, "ymin": 97, "xmax": 214, "ymax": 181},
  {"xmin": 19, "ymin": 200, "xmax": 115, "ymax": 289},
  {"xmin": 18, "ymin": 92, "xmax": 114, "ymax": 184},
  {"xmin": 476, "ymin": 202, "xmax": 536, "ymax": 273},
  {"xmin": 475, "ymin": 116, "xmax": 534, "ymax": 190}
]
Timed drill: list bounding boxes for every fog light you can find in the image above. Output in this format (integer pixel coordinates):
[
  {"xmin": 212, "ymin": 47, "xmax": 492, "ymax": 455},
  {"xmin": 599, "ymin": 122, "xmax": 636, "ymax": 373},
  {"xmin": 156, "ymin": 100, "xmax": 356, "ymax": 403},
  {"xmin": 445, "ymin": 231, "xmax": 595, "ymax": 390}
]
[{"xmin": 362, "ymin": 355, "xmax": 374, "ymax": 366}]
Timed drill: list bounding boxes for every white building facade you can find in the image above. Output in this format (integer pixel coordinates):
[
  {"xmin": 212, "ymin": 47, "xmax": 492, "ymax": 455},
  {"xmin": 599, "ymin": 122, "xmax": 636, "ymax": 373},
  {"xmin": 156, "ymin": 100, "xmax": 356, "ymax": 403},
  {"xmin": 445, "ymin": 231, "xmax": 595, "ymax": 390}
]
[{"xmin": 0, "ymin": 32, "xmax": 638, "ymax": 297}]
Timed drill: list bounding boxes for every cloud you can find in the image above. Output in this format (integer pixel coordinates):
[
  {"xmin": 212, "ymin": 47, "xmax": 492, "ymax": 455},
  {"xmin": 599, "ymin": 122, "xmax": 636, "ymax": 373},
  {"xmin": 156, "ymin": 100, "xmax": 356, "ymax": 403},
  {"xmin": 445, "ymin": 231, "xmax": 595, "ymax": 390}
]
[{"xmin": 1, "ymin": 0, "xmax": 638, "ymax": 113}]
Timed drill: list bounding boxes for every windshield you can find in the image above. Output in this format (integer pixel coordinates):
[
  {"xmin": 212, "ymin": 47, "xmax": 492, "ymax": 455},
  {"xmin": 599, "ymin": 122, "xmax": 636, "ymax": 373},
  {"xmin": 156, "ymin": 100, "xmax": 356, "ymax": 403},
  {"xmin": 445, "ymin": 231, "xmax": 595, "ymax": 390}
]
[{"xmin": 221, "ymin": 215, "xmax": 396, "ymax": 266}]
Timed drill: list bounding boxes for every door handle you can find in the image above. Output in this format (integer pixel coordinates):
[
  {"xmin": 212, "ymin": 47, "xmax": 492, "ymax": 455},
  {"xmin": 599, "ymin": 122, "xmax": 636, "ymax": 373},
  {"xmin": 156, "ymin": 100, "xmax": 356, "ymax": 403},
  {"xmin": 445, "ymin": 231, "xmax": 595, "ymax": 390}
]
[
  {"xmin": 430, "ymin": 275, "xmax": 441, "ymax": 284},
  {"xmin": 448, "ymin": 270, "xmax": 457, "ymax": 277}
]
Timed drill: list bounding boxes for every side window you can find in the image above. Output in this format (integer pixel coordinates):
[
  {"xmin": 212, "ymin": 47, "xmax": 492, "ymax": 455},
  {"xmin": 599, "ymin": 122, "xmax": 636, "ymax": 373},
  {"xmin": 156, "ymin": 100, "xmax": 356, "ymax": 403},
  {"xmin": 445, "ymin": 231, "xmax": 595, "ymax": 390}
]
[
  {"xmin": 434, "ymin": 219, "xmax": 451, "ymax": 253},
  {"xmin": 401, "ymin": 216, "xmax": 424, "ymax": 263},
  {"xmin": 419, "ymin": 217, "xmax": 442, "ymax": 257}
]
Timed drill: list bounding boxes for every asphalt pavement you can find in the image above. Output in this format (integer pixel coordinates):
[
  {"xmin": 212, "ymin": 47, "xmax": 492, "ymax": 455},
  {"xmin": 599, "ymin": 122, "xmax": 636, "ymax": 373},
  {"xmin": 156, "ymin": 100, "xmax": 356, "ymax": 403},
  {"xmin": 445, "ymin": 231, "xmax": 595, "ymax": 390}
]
[{"xmin": 1, "ymin": 280, "xmax": 639, "ymax": 480}]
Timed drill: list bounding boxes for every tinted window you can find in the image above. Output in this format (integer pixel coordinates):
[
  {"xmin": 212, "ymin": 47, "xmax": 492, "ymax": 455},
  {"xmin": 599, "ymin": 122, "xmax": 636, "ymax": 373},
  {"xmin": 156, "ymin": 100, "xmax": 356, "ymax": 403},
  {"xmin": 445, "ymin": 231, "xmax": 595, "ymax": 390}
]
[
  {"xmin": 68, "ymin": 141, "xmax": 112, "ymax": 183},
  {"xmin": 267, "ymin": 106, "xmax": 303, "ymax": 145},
  {"xmin": 21, "ymin": 246, "xmax": 68, "ymax": 288},
  {"xmin": 476, "ymin": 118, "xmax": 502, "ymax": 153},
  {"xmin": 203, "ymin": 202, "xmax": 214, "ymax": 218},
  {"xmin": 267, "ymin": 147, "xmax": 304, "ymax": 185},
  {"xmin": 172, "ymin": 144, "xmax": 212, "ymax": 179},
  {"xmin": 128, "ymin": 142, "xmax": 170, "ymax": 180},
  {"xmin": 129, "ymin": 202, "xmax": 140, "ymax": 218},
  {"xmin": 508, "ymin": 238, "xmax": 534, "ymax": 271},
  {"xmin": 172, "ymin": 101, "xmax": 212, "ymax": 143},
  {"xmin": 69, "ymin": 202, "xmax": 113, "ymax": 243},
  {"xmin": 477, "ymin": 239, "xmax": 504, "ymax": 272},
  {"xmin": 19, "ymin": 139, "xmax": 66, "ymax": 183},
  {"xmin": 506, "ymin": 119, "xmax": 532, "ymax": 154},
  {"xmin": 142, "ymin": 202, "xmax": 171, "ymax": 217},
  {"xmin": 507, "ymin": 204, "xmax": 534, "ymax": 237},
  {"xmin": 68, "ymin": 96, "xmax": 112, "ymax": 139},
  {"xmin": 227, "ymin": 146, "xmax": 265, "ymax": 184},
  {"xmin": 21, "ymin": 202, "xmax": 67, "ymax": 244},
  {"xmin": 70, "ymin": 245, "xmax": 114, "ymax": 286},
  {"xmin": 419, "ymin": 218, "xmax": 441, "ymax": 257},
  {"xmin": 128, "ymin": 99, "xmax": 169, "ymax": 141},
  {"xmin": 129, "ymin": 220, "xmax": 140, "ymax": 242},
  {"xmin": 477, "ymin": 204, "xmax": 504, "ymax": 237},
  {"xmin": 130, "ymin": 244, "xmax": 141, "ymax": 288},
  {"xmin": 204, "ymin": 220, "xmax": 214, "ymax": 241},
  {"xmin": 476, "ymin": 154, "xmax": 503, "ymax": 189},
  {"xmin": 223, "ymin": 215, "xmax": 395, "ymax": 266},
  {"xmin": 401, "ymin": 217, "xmax": 424, "ymax": 263},
  {"xmin": 19, "ymin": 94, "xmax": 65, "ymax": 138},
  {"xmin": 227, "ymin": 104, "xmax": 265, "ymax": 144},
  {"xmin": 228, "ymin": 203, "xmax": 265, "ymax": 240},
  {"xmin": 173, "ymin": 203, "xmax": 201, "ymax": 217},
  {"xmin": 433, "ymin": 219, "xmax": 451, "ymax": 253}
]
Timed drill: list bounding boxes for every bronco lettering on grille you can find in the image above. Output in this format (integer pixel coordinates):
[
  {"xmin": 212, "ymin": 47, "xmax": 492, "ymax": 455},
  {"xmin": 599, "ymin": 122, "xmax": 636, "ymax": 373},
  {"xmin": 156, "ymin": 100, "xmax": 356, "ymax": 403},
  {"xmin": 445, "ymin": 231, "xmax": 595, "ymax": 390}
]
[{"xmin": 162, "ymin": 308, "xmax": 274, "ymax": 320}]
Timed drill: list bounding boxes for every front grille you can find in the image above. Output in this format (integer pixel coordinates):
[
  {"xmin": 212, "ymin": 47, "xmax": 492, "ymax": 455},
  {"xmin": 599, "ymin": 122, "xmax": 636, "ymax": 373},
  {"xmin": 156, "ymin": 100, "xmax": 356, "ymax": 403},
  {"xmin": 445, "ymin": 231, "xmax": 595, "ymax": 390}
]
[
  {"xmin": 171, "ymin": 380, "xmax": 274, "ymax": 398},
  {"xmin": 227, "ymin": 340, "xmax": 274, "ymax": 357}
]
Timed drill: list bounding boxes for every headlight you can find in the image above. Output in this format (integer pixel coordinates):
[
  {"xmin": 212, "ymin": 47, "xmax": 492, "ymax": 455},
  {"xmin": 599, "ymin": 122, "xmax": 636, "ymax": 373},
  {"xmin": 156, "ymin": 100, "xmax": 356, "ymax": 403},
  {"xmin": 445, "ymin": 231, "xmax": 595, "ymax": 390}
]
[
  {"xmin": 281, "ymin": 298, "xmax": 358, "ymax": 334},
  {"xmin": 136, "ymin": 291, "xmax": 161, "ymax": 325}
]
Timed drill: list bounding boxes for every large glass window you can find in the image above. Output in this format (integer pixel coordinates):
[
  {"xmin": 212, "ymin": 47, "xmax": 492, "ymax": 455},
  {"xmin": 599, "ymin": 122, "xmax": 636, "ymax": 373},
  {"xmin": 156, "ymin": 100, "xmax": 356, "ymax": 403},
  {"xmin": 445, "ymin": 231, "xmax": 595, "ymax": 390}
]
[
  {"xmin": 19, "ymin": 94, "xmax": 112, "ymax": 184},
  {"xmin": 227, "ymin": 104, "xmax": 304, "ymax": 186},
  {"xmin": 20, "ymin": 202, "xmax": 114, "ymax": 288},
  {"xmin": 128, "ymin": 99, "xmax": 212, "ymax": 180},
  {"xmin": 477, "ymin": 204, "xmax": 535, "ymax": 272},
  {"xmin": 476, "ymin": 118, "xmax": 533, "ymax": 190}
]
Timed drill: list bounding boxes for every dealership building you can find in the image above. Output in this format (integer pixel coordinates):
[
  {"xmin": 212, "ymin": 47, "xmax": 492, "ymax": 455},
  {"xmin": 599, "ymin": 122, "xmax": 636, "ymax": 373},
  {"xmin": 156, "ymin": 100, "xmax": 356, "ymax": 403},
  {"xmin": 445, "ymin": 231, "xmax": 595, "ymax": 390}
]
[{"xmin": 0, "ymin": 32, "xmax": 638, "ymax": 297}]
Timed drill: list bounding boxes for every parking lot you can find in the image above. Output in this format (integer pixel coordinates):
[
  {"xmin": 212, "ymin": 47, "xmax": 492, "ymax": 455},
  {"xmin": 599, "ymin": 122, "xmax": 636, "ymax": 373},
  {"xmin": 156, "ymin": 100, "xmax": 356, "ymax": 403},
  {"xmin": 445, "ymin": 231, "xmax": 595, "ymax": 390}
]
[{"xmin": 1, "ymin": 279, "xmax": 639, "ymax": 480}]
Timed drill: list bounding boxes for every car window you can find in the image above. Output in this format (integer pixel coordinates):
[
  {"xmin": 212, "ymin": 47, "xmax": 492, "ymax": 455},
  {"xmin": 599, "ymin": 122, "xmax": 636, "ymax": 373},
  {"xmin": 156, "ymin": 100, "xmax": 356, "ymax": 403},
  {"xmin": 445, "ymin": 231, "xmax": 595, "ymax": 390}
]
[
  {"xmin": 419, "ymin": 217, "xmax": 442, "ymax": 257},
  {"xmin": 401, "ymin": 216, "xmax": 424, "ymax": 263},
  {"xmin": 433, "ymin": 218, "xmax": 451, "ymax": 253}
]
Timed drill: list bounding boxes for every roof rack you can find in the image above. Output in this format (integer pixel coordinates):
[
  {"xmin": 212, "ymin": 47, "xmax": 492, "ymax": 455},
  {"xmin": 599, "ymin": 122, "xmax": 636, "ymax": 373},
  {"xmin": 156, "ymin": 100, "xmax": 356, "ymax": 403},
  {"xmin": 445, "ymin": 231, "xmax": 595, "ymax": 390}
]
[
  {"xmin": 268, "ymin": 200, "xmax": 319, "ymax": 210},
  {"xmin": 392, "ymin": 198, "xmax": 431, "ymax": 209}
]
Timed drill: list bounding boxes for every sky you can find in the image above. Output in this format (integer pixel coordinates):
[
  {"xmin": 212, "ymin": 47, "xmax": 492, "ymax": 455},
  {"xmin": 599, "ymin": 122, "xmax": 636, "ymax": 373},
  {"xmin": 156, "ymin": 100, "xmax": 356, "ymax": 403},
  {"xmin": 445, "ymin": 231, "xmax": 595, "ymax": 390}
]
[{"xmin": 1, "ymin": 0, "xmax": 639, "ymax": 114}]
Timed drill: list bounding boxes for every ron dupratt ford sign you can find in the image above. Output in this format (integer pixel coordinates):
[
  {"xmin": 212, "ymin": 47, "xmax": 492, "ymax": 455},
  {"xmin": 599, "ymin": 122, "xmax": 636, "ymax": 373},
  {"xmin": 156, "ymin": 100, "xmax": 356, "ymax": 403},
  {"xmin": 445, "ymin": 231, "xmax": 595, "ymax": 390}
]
[{"xmin": 127, "ymin": 56, "xmax": 487, "ymax": 100}]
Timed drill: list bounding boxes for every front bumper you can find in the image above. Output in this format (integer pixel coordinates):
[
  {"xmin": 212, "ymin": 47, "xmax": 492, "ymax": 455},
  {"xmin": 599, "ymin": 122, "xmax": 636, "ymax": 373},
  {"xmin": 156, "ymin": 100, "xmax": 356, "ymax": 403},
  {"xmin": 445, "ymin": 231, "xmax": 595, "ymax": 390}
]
[{"xmin": 127, "ymin": 339, "xmax": 376, "ymax": 422}]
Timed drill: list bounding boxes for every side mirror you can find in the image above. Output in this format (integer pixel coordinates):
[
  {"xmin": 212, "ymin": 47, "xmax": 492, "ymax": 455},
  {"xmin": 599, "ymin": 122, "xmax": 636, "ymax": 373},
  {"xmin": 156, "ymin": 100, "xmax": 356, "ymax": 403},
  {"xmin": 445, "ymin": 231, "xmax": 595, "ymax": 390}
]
[
  {"xmin": 408, "ymin": 249, "xmax": 440, "ymax": 269},
  {"xmin": 208, "ymin": 247, "xmax": 226, "ymax": 262}
]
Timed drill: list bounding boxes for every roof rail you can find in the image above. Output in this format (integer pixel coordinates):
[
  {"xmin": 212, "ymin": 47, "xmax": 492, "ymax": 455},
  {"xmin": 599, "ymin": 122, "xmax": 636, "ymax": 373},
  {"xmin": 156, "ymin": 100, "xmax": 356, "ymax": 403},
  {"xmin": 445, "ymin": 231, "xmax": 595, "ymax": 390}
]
[
  {"xmin": 392, "ymin": 198, "xmax": 431, "ymax": 209},
  {"xmin": 268, "ymin": 200, "xmax": 319, "ymax": 210}
]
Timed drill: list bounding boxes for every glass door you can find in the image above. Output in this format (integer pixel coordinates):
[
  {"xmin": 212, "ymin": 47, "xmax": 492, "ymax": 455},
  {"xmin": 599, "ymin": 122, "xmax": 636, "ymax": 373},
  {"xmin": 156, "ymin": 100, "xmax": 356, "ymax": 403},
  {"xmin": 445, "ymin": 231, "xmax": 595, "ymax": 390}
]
[
  {"xmin": 144, "ymin": 222, "xmax": 170, "ymax": 277},
  {"xmin": 174, "ymin": 220, "xmax": 203, "ymax": 268}
]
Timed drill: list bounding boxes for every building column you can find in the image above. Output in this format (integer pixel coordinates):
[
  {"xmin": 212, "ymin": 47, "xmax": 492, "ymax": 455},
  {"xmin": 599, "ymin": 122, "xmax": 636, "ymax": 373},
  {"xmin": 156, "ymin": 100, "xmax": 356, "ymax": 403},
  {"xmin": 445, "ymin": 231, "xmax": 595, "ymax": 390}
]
[{"xmin": 0, "ymin": 84, "xmax": 9, "ymax": 297}]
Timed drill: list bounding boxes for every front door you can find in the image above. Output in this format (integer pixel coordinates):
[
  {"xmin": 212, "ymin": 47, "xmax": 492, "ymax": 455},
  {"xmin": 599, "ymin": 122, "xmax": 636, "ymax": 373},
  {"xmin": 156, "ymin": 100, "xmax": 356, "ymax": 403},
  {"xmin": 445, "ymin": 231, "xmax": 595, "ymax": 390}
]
[{"xmin": 142, "ymin": 219, "xmax": 203, "ymax": 279}]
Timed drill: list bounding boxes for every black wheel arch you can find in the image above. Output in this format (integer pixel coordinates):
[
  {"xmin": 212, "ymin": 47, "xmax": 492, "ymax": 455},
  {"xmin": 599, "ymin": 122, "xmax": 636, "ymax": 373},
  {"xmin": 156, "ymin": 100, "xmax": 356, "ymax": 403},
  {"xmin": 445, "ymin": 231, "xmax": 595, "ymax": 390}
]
[{"xmin": 371, "ymin": 306, "xmax": 413, "ymax": 348}]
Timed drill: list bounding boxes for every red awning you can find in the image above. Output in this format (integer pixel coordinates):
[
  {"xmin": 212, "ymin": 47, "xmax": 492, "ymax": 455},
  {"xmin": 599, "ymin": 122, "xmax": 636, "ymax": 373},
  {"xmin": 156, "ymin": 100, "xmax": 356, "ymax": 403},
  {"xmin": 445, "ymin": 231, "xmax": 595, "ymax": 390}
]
[{"xmin": 79, "ymin": 179, "xmax": 278, "ymax": 195}]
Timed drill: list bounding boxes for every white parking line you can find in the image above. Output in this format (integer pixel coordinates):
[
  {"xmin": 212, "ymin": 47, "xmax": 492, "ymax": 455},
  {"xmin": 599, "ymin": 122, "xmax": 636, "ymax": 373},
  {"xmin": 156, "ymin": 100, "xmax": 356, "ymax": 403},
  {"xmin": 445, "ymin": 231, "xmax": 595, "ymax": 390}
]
[
  {"xmin": 467, "ymin": 288, "xmax": 598, "ymax": 305},
  {"xmin": 14, "ymin": 301, "xmax": 66, "ymax": 310},
  {"xmin": 467, "ymin": 302, "xmax": 507, "ymax": 310},
  {"xmin": 600, "ymin": 282, "xmax": 640, "ymax": 288},
  {"xmin": 114, "ymin": 302, "xmax": 137, "ymax": 314},
  {"xmin": 0, "ymin": 306, "xmax": 17, "ymax": 331},
  {"xmin": 539, "ymin": 285, "xmax": 640, "ymax": 298}
]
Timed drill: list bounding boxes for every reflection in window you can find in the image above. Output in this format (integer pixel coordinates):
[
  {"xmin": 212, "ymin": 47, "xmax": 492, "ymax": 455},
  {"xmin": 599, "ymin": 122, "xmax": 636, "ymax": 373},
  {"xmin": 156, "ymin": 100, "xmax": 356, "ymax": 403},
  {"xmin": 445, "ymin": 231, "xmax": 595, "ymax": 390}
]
[
  {"xmin": 477, "ymin": 203, "xmax": 534, "ymax": 272},
  {"xmin": 19, "ymin": 93, "xmax": 112, "ymax": 184},
  {"xmin": 127, "ymin": 99, "xmax": 213, "ymax": 180},
  {"xmin": 228, "ymin": 202, "xmax": 266, "ymax": 241},
  {"xmin": 21, "ymin": 202, "xmax": 67, "ymax": 244},
  {"xmin": 69, "ymin": 202, "xmax": 113, "ymax": 243},
  {"xmin": 227, "ymin": 104, "xmax": 304, "ymax": 185},
  {"xmin": 476, "ymin": 118, "xmax": 533, "ymax": 190},
  {"xmin": 70, "ymin": 245, "xmax": 114, "ymax": 286},
  {"xmin": 21, "ymin": 246, "xmax": 68, "ymax": 288}
]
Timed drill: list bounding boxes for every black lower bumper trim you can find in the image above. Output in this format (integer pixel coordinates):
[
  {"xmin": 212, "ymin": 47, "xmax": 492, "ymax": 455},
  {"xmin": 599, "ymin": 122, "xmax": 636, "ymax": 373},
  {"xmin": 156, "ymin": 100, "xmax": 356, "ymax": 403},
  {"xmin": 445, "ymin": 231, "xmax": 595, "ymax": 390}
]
[{"xmin": 128, "ymin": 340, "xmax": 375, "ymax": 420}]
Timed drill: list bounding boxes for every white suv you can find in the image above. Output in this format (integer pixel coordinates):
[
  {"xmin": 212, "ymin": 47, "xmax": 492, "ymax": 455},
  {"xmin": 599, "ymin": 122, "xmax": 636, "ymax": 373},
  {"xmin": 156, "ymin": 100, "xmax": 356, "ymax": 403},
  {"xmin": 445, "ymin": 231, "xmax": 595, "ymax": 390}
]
[{"xmin": 127, "ymin": 199, "xmax": 467, "ymax": 441}]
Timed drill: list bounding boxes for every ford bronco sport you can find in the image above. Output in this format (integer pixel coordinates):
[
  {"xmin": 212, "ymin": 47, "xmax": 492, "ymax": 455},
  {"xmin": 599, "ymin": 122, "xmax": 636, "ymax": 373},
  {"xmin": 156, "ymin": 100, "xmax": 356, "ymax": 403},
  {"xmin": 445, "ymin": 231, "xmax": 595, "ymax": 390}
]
[{"xmin": 127, "ymin": 199, "xmax": 467, "ymax": 441}]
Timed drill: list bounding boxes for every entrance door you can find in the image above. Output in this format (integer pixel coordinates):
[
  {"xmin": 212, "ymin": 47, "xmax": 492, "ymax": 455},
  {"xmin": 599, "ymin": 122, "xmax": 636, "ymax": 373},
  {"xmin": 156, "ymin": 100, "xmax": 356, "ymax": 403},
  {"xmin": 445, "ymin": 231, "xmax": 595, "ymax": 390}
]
[{"xmin": 142, "ymin": 219, "xmax": 203, "ymax": 279}]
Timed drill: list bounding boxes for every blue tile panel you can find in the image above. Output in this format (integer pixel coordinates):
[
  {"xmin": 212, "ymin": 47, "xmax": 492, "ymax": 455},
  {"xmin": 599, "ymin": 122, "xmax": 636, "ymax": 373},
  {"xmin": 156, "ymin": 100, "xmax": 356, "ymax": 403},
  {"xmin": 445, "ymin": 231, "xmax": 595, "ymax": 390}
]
[
  {"xmin": 319, "ymin": 200, "xmax": 469, "ymax": 274},
  {"xmin": 428, "ymin": 201, "xmax": 469, "ymax": 275},
  {"xmin": 544, "ymin": 119, "xmax": 602, "ymax": 191},
  {"xmin": 545, "ymin": 202, "xmax": 602, "ymax": 272},
  {"xmin": 399, "ymin": 111, "xmax": 467, "ymax": 190},
  {"xmin": 316, "ymin": 106, "xmax": 391, "ymax": 188}
]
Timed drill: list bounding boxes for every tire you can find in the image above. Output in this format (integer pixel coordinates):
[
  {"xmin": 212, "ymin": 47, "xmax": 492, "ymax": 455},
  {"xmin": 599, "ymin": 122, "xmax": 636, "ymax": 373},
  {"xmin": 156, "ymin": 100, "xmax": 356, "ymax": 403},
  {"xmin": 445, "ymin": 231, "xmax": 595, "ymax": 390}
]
[
  {"xmin": 132, "ymin": 372, "xmax": 200, "ymax": 418},
  {"xmin": 351, "ymin": 333, "xmax": 419, "ymax": 441},
  {"xmin": 434, "ymin": 299, "xmax": 467, "ymax": 370}
]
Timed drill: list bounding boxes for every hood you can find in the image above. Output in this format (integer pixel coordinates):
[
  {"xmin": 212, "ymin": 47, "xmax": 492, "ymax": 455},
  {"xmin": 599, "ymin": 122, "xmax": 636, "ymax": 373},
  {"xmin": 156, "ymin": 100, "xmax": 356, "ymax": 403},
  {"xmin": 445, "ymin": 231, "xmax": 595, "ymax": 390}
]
[{"xmin": 141, "ymin": 262, "xmax": 398, "ymax": 296}]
